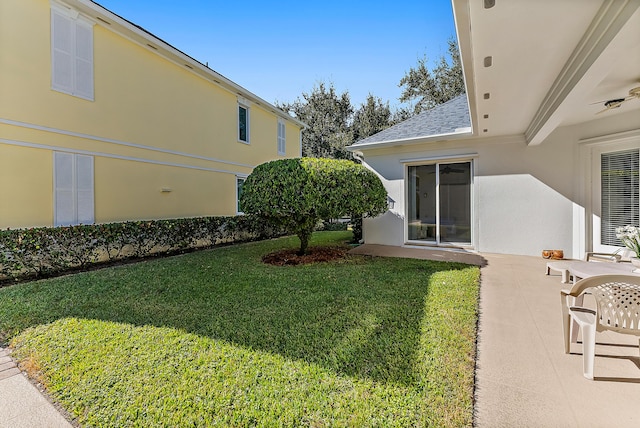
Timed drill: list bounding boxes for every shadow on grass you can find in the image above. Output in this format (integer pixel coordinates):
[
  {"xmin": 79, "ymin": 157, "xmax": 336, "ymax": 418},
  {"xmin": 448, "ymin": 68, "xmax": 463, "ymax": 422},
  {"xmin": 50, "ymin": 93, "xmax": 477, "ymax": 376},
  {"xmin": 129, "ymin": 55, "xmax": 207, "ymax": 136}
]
[{"xmin": 0, "ymin": 233, "xmax": 476, "ymax": 387}]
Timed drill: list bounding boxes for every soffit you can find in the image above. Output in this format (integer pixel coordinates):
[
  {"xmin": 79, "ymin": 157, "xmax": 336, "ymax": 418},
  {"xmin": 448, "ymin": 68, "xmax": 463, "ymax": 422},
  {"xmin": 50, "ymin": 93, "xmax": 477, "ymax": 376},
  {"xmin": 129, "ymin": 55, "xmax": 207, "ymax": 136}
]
[{"xmin": 455, "ymin": 0, "xmax": 640, "ymax": 144}]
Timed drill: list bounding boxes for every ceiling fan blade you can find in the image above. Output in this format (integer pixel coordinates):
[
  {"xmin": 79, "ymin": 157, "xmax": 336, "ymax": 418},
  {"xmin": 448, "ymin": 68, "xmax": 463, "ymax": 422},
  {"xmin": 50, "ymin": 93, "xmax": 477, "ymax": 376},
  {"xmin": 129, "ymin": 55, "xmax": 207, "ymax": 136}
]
[
  {"xmin": 596, "ymin": 98, "xmax": 627, "ymax": 114},
  {"xmin": 595, "ymin": 104, "xmax": 621, "ymax": 115},
  {"xmin": 592, "ymin": 86, "xmax": 640, "ymax": 112},
  {"xmin": 628, "ymin": 86, "xmax": 640, "ymax": 98}
]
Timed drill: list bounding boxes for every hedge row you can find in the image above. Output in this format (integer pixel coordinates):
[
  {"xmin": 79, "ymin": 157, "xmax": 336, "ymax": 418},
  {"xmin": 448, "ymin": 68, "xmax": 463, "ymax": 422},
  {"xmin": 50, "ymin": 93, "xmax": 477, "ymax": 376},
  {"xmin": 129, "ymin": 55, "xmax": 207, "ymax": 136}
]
[{"xmin": 0, "ymin": 216, "xmax": 283, "ymax": 282}]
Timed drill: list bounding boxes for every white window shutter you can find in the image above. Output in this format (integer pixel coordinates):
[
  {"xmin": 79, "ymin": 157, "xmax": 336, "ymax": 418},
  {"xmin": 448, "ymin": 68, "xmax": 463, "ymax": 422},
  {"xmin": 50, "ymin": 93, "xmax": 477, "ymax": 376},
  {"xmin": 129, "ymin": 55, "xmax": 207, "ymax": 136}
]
[
  {"xmin": 54, "ymin": 152, "xmax": 75, "ymax": 226},
  {"xmin": 278, "ymin": 121, "xmax": 286, "ymax": 154},
  {"xmin": 74, "ymin": 20, "xmax": 94, "ymax": 100},
  {"xmin": 51, "ymin": 10, "xmax": 74, "ymax": 94},
  {"xmin": 75, "ymin": 155, "xmax": 94, "ymax": 224},
  {"xmin": 54, "ymin": 153, "xmax": 94, "ymax": 226}
]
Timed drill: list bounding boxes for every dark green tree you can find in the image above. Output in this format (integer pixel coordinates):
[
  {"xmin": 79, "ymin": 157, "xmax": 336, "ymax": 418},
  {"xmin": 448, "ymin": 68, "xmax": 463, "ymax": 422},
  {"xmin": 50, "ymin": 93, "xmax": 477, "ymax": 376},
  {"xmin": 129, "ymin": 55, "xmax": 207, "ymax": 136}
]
[
  {"xmin": 398, "ymin": 37, "xmax": 465, "ymax": 115},
  {"xmin": 240, "ymin": 158, "xmax": 388, "ymax": 255},
  {"xmin": 276, "ymin": 82, "xmax": 353, "ymax": 160},
  {"xmin": 352, "ymin": 94, "xmax": 392, "ymax": 142},
  {"xmin": 390, "ymin": 106, "xmax": 413, "ymax": 125}
]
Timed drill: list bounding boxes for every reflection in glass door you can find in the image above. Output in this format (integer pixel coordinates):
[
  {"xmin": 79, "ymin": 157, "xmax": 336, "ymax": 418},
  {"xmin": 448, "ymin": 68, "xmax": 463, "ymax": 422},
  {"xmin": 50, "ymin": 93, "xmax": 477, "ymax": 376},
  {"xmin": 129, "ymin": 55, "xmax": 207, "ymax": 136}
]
[{"xmin": 407, "ymin": 162, "xmax": 471, "ymax": 245}]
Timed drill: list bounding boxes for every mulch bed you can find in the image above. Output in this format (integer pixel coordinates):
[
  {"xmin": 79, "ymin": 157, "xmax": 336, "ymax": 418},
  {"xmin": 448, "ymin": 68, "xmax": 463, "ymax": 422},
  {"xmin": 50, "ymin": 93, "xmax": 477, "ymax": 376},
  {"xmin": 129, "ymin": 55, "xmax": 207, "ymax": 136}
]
[{"xmin": 262, "ymin": 246, "xmax": 350, "ymax": 266}]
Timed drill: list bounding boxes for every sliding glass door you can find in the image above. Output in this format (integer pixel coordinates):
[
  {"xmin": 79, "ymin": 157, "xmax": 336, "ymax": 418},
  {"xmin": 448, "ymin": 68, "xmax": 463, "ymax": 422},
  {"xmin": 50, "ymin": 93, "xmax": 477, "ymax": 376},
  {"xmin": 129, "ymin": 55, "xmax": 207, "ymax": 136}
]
[{"xmin": 407, "ymin": 162, "xmax": 472, "ymax": 245}]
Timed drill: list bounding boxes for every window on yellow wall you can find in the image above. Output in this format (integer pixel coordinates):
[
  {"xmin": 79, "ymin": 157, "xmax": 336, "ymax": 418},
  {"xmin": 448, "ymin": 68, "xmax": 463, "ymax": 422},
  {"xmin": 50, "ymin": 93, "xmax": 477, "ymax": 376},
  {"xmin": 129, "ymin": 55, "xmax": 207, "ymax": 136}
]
[
  {"xmin": 277, "ymin": 119, "xmax": 286, "ymax": 155},
  {"xmin": 236, "ymin": 176, "xmax": 247, "ymax": 214},
  {"xmin": 238, "ymin": 104, "xmax": 250, "ymax": 143},
  {"xmin": 54, "ymin": 152, "xmax": 94, "ymax": 226},
  {"xmin": 51, "ymin": 4, "xmax": 94, "ymax": 100}
]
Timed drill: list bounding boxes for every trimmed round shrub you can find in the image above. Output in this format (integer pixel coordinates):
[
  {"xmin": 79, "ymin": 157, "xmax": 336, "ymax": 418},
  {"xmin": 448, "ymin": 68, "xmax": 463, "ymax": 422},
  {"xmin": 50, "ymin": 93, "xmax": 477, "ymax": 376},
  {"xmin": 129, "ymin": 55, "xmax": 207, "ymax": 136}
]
[{"xmin": 240, "ymin": 158, "xmax": 387, "ymax": 254}]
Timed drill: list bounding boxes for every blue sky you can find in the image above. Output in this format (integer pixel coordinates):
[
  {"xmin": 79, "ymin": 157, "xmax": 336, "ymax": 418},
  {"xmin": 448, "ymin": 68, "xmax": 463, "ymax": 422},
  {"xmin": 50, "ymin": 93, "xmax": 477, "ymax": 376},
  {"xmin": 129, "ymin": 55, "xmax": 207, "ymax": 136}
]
[{"xmin": 96, "ymin": 1, "xmax": 456, "ymax": 110}]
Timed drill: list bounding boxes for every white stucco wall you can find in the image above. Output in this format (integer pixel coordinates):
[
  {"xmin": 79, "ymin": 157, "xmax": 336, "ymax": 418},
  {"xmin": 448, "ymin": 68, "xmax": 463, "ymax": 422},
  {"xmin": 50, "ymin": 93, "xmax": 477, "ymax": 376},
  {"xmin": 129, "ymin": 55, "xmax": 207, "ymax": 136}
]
[
  {"xmin": 473, "ymin": 136, "xmax": 580, "ymax": 255},
  {"xmin": 357, "ymin": 109, "xmax": 640, "ymax": 257},
  {"xmin": 477, "ymin": 173, "xmax": 572, "ymax": 254}
]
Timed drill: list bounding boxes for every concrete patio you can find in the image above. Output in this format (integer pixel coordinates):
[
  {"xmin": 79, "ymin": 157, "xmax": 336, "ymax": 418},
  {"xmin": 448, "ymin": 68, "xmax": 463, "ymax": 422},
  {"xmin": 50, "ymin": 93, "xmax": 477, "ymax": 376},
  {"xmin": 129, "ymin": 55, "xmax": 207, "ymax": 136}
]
[{"xmin": 350, "ymin": 244, "xmax": 640, "ymax": 427}]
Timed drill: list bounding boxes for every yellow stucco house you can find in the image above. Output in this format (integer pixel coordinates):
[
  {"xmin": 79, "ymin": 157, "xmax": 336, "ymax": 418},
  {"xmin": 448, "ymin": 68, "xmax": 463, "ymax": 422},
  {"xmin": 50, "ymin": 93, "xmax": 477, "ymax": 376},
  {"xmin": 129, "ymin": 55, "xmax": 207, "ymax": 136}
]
[{"xmin": 0, "ymin": 0, "xmax": 304, "ymax": 230}]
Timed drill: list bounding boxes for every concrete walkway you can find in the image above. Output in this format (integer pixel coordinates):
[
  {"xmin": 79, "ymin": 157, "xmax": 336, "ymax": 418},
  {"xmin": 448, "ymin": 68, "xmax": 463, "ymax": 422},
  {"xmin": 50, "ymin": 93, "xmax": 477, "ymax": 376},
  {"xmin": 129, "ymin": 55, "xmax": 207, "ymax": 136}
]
[
  {"xmin": 0, "ymin": 348, "xmax": 72, "ymax": 427},
  {"xmin": 351, "ymin": 244, "xmax": 640, "ymax": 427},
  {"xmin": 475, "ymin": 253, "xmax": 640, "ymax": 427}
]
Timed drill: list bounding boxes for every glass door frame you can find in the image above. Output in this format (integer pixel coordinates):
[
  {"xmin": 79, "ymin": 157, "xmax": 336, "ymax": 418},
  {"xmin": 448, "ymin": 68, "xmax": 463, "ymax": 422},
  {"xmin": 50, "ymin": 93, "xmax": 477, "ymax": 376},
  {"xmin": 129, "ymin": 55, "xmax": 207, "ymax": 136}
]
[{"xmin": 403, "ymin": 155, "xmax": 476, "ymax": 248}]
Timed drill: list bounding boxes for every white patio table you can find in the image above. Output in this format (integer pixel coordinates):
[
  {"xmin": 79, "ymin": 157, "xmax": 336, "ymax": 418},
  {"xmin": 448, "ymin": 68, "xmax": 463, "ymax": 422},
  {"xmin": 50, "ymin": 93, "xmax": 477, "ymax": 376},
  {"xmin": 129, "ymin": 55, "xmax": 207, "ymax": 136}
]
[{"xmin": 569, "ymin": 261, "xmax": 640, "ymax": 281}]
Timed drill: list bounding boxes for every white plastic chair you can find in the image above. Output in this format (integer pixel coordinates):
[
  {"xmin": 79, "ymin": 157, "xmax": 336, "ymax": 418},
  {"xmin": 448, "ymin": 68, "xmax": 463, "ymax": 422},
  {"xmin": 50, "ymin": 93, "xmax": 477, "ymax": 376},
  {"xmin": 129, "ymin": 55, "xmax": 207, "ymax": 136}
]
[{"xmin": 561, "ymin": 275, "xmax": 640, "ymax": 379}]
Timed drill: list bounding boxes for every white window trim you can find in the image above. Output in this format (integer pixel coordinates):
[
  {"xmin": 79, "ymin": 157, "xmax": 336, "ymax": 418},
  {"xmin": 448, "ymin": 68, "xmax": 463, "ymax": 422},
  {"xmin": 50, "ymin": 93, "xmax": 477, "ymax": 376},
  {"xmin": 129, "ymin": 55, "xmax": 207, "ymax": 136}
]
[
  {"xmin": 577, "ymin": 130, "xmax": 640, "ymax": 257},
  {"xmin": 236, "ymin": 174, "xmax": 248, "ymax": 215},
  {"xmin": 400, "ymin": 153, "xmax": 479, "ymax": 165},
  {"xmin": 277, "ymin": 119, "xmax": 286, "ymax": 155},
  {"xmin": 587, "ymin": 143, "xmax": 639, "ymax": 256},
  {"xmin": 51, "ymin": 2, "xmax": 95, "ymax": 101},
  {"xmin": 238, "ymin": 103, "xmax": 250, "ymax": 144}
]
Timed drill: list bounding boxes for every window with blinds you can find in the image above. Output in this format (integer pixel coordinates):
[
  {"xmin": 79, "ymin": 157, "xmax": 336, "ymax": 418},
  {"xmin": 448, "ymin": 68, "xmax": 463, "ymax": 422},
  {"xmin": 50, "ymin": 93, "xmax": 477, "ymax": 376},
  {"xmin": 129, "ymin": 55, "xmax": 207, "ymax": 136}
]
[{"xmin": 601, "ymin": 149, "xmax": 640, "ymax": 245}]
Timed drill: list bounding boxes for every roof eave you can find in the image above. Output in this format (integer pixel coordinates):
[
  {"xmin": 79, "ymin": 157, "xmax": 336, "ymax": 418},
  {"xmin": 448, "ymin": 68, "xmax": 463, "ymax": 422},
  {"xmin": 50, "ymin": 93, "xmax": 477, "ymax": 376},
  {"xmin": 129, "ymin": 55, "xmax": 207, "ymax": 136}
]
[
  {"xmin": 451, "ymin": 0, "xmax": 478, "ymax": 138},
  {"xmin": 346, "ymin": 128, "xmax": 473, "ymax": 152}
]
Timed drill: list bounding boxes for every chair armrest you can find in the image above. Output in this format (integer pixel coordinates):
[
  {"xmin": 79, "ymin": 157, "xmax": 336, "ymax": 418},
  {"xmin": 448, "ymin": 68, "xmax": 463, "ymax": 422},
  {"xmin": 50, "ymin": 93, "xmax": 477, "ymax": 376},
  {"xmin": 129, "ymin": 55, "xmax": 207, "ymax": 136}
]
[
  {"xmin": 569, "ymin": 306, "xmax": 596, "ymax": 315},
  {"xmin": 585, "ymin": 252, "xmax": 622, "ymax": 262},
  {"xmin": 561, "ymin": 287, "xmax": 590, "ymax": 298},
  {"xmin": 569, "ymin": 306, "xmax": 597, "ymax": 327}
]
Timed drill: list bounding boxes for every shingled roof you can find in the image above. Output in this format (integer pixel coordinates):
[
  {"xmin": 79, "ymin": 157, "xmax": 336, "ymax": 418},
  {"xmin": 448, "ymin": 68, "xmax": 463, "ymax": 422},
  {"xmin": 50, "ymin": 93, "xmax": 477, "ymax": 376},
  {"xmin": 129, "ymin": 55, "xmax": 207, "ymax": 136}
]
[{"xmin": 350, "ymin": 94, "xmax": 471, "ymax": 148}]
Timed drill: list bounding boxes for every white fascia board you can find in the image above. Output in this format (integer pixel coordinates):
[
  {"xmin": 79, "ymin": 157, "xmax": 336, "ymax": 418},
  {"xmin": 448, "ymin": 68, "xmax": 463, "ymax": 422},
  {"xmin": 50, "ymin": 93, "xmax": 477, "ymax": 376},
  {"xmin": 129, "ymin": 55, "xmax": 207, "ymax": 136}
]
[
  {"xmin": 346, "ymin": 128, "xmax": 473, "ymax": 152},
  {"xmin": 451, "ymin": 0, "xmax": 478, "ymax": 136},
  {"xmin": 65, "ymin": 0, "xmax": 306, "ymax": 129}
]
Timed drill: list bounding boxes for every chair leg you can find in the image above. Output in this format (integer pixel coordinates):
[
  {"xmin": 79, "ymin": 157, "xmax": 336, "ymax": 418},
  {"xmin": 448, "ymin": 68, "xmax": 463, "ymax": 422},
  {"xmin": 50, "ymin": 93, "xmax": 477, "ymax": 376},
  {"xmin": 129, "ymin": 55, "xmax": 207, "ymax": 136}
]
[
  {"xmin": 561, "ymin": 294, "xmax": 571, "ymax": 353},
  {"xmin": 563, "ymin": 314, "xmax": 572, "ymax": 354},
  {"xmin": 570, "ymin": 295, "xmax": 584, "ymax": 344},
  {"xmin": 581, "ymin": 322, "xmax": 596, "ymax": 380}
]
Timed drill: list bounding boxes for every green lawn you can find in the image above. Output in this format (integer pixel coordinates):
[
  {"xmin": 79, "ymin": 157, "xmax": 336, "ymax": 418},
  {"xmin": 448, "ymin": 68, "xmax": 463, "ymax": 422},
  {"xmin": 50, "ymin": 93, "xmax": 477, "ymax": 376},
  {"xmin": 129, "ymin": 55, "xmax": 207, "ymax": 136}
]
[{"xmin": 0, "ymin": 231, "xmax": 480, "ymax": 427}]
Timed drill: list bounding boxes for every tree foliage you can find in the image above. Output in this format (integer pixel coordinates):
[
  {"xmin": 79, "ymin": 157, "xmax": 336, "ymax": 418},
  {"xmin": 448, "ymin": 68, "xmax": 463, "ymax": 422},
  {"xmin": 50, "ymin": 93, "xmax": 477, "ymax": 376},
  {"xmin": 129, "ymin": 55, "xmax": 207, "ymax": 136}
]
[
  {"xmin": 398, "ymin": 37, "xmax": 465, "ymax": 115},
  {"xmin": 352, "ymin": 94, "xmax": 392, "ymax": 142},
  {"xmin": 240, "ymin": 158, "xmax": 388, "ymax": 254},
  {"xmin": 277, "ymin": 83, "xmax": 354, "ymax": 160},
  {"xmin": 278, "ymin": 83, "xmax": 403, "ymax": 157}
]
